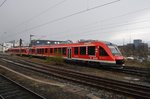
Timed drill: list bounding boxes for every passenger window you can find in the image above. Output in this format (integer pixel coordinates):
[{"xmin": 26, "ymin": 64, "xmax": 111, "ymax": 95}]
[
  {"xmin": 88, "ymin": 46, "xmax": 95, "ymax": 55},
  {"xmin": 39, "ymin": 49, "xmax": 41, "ymax": 54},
  {"xmin": 32, "ymin": 49, "xmax": 35, "ymax": 53},
  {"xmin": 74, "ymin": 47, "xmax": 78, "ymax": 55},
  {"xmin": 45, "ymin": 48, "xmax": 48, "ymax": 53},
  {"xmin": 99, "ymin": 47, "xmax": 108, "ymax": 56},
  {"xmin": 37, "ymin": 49, "xmax": 40, "ymax": 54},
  {"xmin": 42, "ymin": 49, "xmax": 44, "ymax": 54},
  {"xmin": 58, "ymin": 48, "xmax": 62, "ymax": 54},
  {"xmin": 40, "ymin": 49, "xmax": 43, "ymax": 54},
  {"xmin": 50, "ymin": 48, "xmax": 53, "ymax": 54},
  {"xmin": 80, "ymin": 47, "xmax": 86, "ymax": 55},
  {"xmin": 62, "ymin": 48, "xmax": 66, "ymax": 55},
  {"xmin": 40, "ymin": 49, "xmax": 42, "ymax": 54},
  {"xmin": 54, "ymin": 48, "xmax": 57, "ymax": 54}
]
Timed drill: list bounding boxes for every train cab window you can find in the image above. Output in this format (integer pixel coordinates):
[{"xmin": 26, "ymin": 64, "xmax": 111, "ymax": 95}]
[
  {"xmin": 88, "ymin": 46, "xmax": 95, "ymax": 55},
  {"xmin": 99, "ymin": 47, "xmax": 108, "ymax": 56},
  {"xmin": 50, "ymin": 48, "xmax": 53, "ymax": 54},
  {"xmin": 74, "ymin": 47, "xmax": 78, "ymax": 55},
  {"xmin": 80, "ymin": 47, "xmax": 86, "ymax": 55},
  {"xmin": 62, "ymin": 48, "xmax": 66, "ymax": 55},
  {"xmin": 45, "ymin": 48, "xmax": 48, "ymax": 53},
  {"xmin": 54, "ymin": 48, "xmax": 57, "ymax": 54},
  {"xmin": 108, "ymin": 46, "xmax": 121, "ymax": 56}
]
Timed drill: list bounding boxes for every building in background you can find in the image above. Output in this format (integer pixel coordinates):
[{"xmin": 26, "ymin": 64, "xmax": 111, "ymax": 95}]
[
  {"xmin": 0, "ymin": 40, "xmax": 20, "ymax": 52},
  {"xmin": 118, "ymin": 39, "xmax": 148, "ymax": 57},
  {"xmin": 134, "ymin": 39, "xmax": 142, "ymax": 49},
  {"xmin": 0, "ymin": 44, "xmax": 3, "ymax": 52},
  {"xmin": 2, "ymin": 42, "xmax": 14, "ymax": 52},
  {"xmin": 133, "ymin": 39, "xmax": 148, "ymax": 51}
]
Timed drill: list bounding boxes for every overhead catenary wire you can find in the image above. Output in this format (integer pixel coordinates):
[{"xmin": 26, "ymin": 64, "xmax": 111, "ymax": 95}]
[
  {"xmin": 19, "ymin": 17, "xmax": 150, "ymax": 39},
  {"xmin": 16, "ymin": 0, "xmax": 121, "ymax": 33},
  {"xmin": 9, "ymin": 0, "xmax": 67, "ymax": 31},
  {"xmin": 0, "ymin": 0, "xmax": 7, "ymax": 8},
  {"xmin": 4, "ymin": 0, "xmax": 150, "ymax": 43},
  {"xmin": 6, "ymin": 14, "xmax": 150, "ymax": 41},
  {"xmin": 54, "ymin": 26, "xmax": 150, "ymax": 40},
  {"xmin": 65, "ymin": 27, "xmax": 149, "ymax": 40},
  {"xmin": 59, "ymin": 6, "xmax": 150, "ymax": 34},
  {"xmin": 49, "ymin": 6, "xmax": 150, "ymax": 37},
  {"xmin": 46, "ymin": 17, "xmax": 150, "ymax": 38},
  {"xmin": 12, "ymin": 4, "xmax": 150, "ymax": 38},
  {"xmin": 5, "ymin": 0, "xmax": 120, "ymax": 40},
  {"xmin": 22, "ymin": 19, "xmax": 150, "ymax": 40},
  {"xmin": 19, "ymin": 0, "xmax": 150, "ymax": 34}
]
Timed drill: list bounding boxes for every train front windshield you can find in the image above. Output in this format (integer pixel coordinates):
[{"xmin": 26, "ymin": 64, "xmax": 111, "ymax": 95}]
[{"xmin": 108, "ymin": 46, "xmax": 121, "ymax": 56}]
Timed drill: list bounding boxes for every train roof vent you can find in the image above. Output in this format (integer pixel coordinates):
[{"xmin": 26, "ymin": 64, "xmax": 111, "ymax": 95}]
[
  {"xmin": 102, "ymin": 41, "xmax": 115, "ymax": 46},
  {"xmin": 77, "ymin": 39, "xmax": 98, "ymax": 43},
  {"xmin": 60, "ymin": 40, "xmax": 73, "ymax": 44}
]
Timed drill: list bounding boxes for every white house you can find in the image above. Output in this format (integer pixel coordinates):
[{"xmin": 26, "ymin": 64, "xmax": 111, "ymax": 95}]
[
  {"xmin": 0, "ymin": 44, "xmax": 3, "ymax": 52},
  {"xmin": 2, "ymin": 42, "xmax": 14, "ymax": 52}
]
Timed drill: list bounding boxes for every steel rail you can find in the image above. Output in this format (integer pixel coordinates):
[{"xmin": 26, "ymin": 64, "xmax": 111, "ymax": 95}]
[
  {"xmin": 0, "ymin": 73, "xmax": 45, "ymax": 99},
  {"xmin": 1, "ymin": 58, "xmax": 150, "ymax": 99},
  {"xmin": 1, "ymin": 53, "xmax": 149, "ymax": 76}
]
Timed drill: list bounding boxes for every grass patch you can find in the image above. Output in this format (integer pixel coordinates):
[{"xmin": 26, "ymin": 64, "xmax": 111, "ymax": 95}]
[
  {"xmin": 125, "ymin": 60, "xmax": 150, "ymax": 82},
  {"xmin": 29, "ymin": 55, "xmax": 33, "ymax": 59},
  {"xmin": 46, "ymin": 56, "xmax": 64, "ymax": 65},
  {"xmin": 125, "ymin": 60, "xmax": 150, "ymax": 68}
]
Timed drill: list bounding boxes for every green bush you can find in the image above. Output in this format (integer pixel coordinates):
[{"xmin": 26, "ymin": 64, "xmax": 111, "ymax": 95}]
[
  {"xmin": 46, "ymin": 56, "xmax": 64, "ymax": 65},
  {"xmin": 29, "ymin": 55, "xmax": 33, "ymax": 59}
]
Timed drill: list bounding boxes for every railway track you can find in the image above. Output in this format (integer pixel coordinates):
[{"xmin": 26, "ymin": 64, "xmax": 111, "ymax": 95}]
[
  {"xmin": 0, "ymin": 74, "xmax": 45, "ymax": 99},
  {"xmin": 0, "ymin": 53, "xmax": 149, "ymax": 77},
  {"xmin": 1, "ymin": 58, "xmax": 150, "ymax": 99},
  {"xmin": 99, "ymin": 65, "xmax": 150, "ymax": 77},
  {"xmin": 66, "ymin": 60, "xmax": 150, "ymax": 77}
]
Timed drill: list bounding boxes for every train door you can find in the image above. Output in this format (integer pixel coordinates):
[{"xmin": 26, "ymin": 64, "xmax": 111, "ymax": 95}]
[{"xmin": 67, "ymin": 47, "xmax": 72, "ymax": 59}]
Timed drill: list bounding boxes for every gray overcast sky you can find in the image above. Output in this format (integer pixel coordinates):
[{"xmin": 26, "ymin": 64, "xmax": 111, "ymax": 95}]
[{"xmin": 0, "ymin": 0, "xmax": 150, "ymax": 45}]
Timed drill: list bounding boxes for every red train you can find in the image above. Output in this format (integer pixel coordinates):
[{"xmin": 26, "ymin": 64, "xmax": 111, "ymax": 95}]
[{"xmin": 7, "ymin": 41, "xmax": 124, "ymax": 66}]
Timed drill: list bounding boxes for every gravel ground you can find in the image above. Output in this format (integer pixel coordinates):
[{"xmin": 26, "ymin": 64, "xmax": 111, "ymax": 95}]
[
  {"xmin": 0, "ymin": 56, "xmax": 132, "ymax": 99},
  {"xmin": 0, "ymin": 56, "xmax": 145, "ymax": 99},
  {"xmin": 13, "ymin": 55, "xmax": 150, "ymax": 86},
  {"xmin": 0, "ymin": 63, "xmax": 90, "ymax": 99}
]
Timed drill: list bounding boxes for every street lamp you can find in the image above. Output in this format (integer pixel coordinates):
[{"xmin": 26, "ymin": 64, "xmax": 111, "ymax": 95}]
[{"xmin": 30, "ymin": 34, "xmax": 34, "ymax": 46}]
